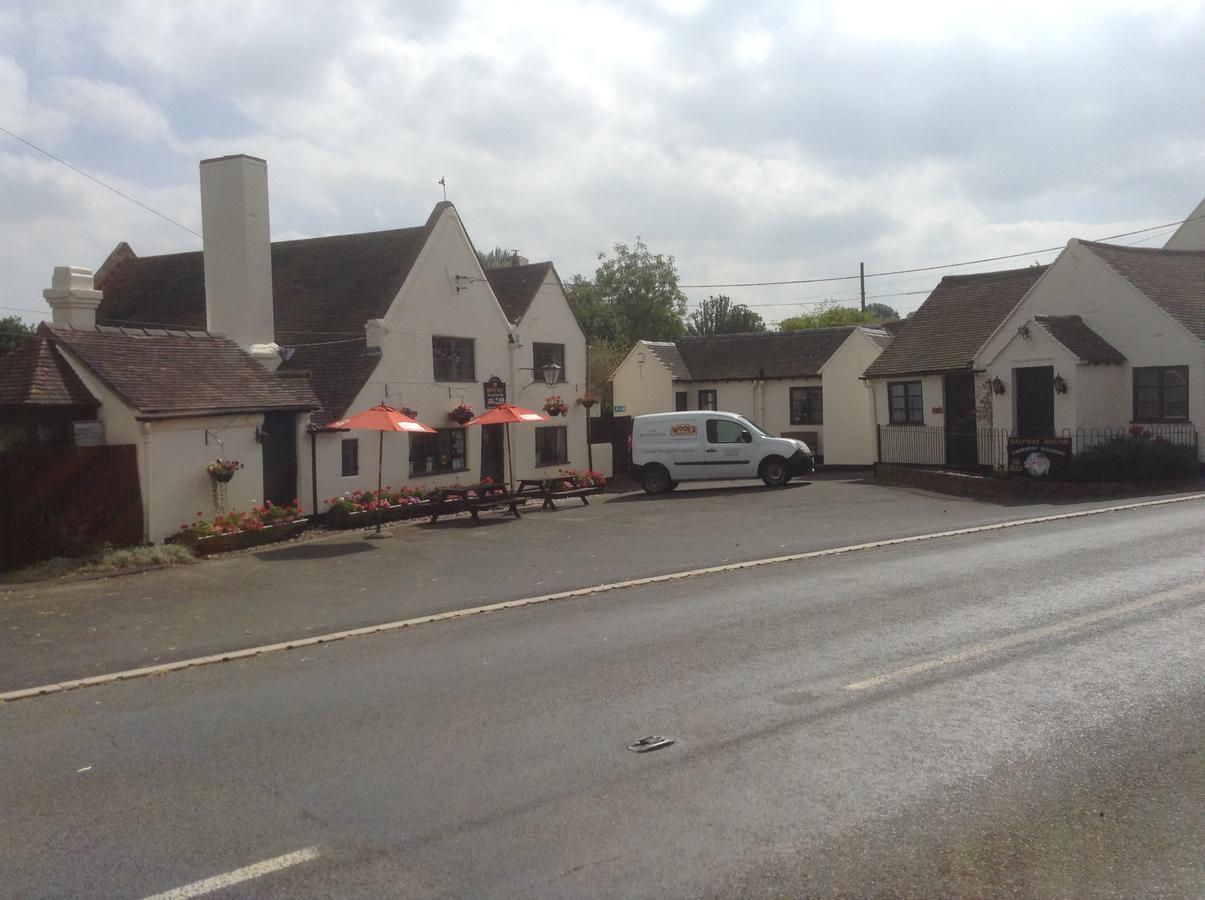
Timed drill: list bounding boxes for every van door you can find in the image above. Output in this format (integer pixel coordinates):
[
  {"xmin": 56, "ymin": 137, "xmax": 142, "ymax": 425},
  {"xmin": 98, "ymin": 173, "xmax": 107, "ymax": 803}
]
[{"xmin": 704, "ymin": 417, "xmax": 756, "ymax": 479}]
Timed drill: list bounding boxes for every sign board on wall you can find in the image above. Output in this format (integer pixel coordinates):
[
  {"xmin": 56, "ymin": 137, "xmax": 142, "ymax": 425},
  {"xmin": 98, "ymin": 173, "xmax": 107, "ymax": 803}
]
[
  {"xmin": 483, "ymin": 376, "xmax": 507, "ymax": 408},
  {"xmin": 72, "ymin": 421, "xmax": 105, "ymax": 446},
  {"xmin": 613, "ymin": 405, "xmax": 626, "ymax": 413},
  {"xmin": 1007, "ymin": 436, "xmax": 1072, "ymax": 478}
]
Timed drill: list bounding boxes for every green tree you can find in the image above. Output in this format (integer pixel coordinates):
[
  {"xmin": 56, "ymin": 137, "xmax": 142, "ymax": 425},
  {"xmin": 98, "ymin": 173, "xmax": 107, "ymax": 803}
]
[
  {"xmin": 686, "ymin": 295, "xmax": 765, "ymax": 335},
  {"xmin": 0, "ymin": 315, "xmax": 34, "ymax": 357},
  {"xmin": 778, "ymin": 305, "xmax": 878, "ymax": 331},
  {"xmin": 477, "ymin": 246, "xmax": 519, "ymax": 270},
  {"xmin": 566, "ymin": 238, "xmax": 687, "ymax": 346},
  {"xmin": 864, "ymin": 302, "xmax": 900, "ymax": 322}
]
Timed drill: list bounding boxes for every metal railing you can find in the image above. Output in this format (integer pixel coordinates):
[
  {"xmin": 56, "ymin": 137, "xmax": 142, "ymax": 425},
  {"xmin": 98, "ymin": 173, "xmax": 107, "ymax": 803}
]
[{"xmin": 876, "ymin": 423, "xmax": 1198, "ymax": 469}]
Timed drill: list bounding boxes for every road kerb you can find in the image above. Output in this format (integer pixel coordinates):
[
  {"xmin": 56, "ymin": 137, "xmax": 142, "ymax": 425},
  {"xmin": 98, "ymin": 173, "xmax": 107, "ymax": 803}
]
[{"xmin": 2, "ymin": 491, "xmax": 1203, "ymax": 704}]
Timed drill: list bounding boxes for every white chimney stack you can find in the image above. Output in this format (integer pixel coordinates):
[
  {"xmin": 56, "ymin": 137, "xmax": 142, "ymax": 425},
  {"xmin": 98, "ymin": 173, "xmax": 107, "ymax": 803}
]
[
  {"xmin": 44, "ymin": 266, "xmax": 102, "ymax": 329},
  {"xmin": 199, "ymin": 154, "xmax": 280, "ymax": 368}
]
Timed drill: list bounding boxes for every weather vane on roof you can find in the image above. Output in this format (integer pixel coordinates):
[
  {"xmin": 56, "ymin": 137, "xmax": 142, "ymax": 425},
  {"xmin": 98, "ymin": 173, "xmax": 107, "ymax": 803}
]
[{"xmin": 438, "ymin": 176, "xmax": 446, "ymax": 201}]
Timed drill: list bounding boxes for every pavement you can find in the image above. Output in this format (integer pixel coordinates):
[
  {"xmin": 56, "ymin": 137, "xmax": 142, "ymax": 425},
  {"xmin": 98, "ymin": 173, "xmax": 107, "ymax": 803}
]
[
  {"xmin": 2, "ymin": 470, "xmax": 1203, "ymax": 692},
  {"xmin": 1, "ymin": 498, "xmax": 1201, "ymax": 897}
]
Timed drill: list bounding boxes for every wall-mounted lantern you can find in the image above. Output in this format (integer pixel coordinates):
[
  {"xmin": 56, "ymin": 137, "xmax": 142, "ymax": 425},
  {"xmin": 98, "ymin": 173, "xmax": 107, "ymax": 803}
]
[
  {"xmin": 991, "ymin": 376, "xmax": 1007, "ymax": 395},
  {"xmin": 1053, "ymin": 373, "xmax": 1068, "ymax": 394}
]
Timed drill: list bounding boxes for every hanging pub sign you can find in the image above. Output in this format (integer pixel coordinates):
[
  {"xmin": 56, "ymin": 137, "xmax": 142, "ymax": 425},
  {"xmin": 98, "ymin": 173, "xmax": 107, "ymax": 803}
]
[
  {"xmin": 1007, "ymin": 436, "xmax": 1072, "ymax": 478},
  {"xmin": 483, "ymin": 375, "xmax": 507, "ymax": 408}
]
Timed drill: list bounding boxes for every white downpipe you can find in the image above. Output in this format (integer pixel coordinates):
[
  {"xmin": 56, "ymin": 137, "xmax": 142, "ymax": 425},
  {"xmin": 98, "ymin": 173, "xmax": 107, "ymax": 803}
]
[{"xmin": 140, "ymin": 421, "xmax": 154, "ymax": 544}]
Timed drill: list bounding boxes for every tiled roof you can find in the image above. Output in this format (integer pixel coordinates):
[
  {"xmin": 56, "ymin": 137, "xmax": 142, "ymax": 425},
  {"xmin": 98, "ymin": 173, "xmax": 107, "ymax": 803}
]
[
  {"xmin": 0, "ymin": 336, "xmax": 99, "ymax": 408},
  {"xmin": 485, "ymin": 262, "xmax": 554, "ymax": 324},
  {"xmin": 43, "ymin": 324, "xmax": 319, "ymax": 419},
  {"xmin": 863, "ymin": 266, "xmax": 1047, "ymax": 378},
  {"xmin": 1079, "ymin": 241, "xmax": 1205, "ymax": 342},
  {"xmin": 674, "ymin": 327, "xmax": 857, "ymax": 380},
  {"xmin": 861, "ymin": 327, "xmax": 894, "ymax": 351},
  {"xmin": 1033, "ymin": 315, "xmax": 1126, "ymax": 364},
  {"xmin": 644, "ymin": 341, "xmax": 690, "ymax": 380},
  {"xmin": 95, "ymin": 203, "xmax": 450, "ymax": 425}
]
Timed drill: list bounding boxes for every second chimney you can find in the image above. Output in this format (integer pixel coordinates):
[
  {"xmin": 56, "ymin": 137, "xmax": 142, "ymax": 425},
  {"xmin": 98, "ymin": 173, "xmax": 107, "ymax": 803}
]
[{"xmin": 199, "ymin": 154, "xmax": 279, "ymax": 368}]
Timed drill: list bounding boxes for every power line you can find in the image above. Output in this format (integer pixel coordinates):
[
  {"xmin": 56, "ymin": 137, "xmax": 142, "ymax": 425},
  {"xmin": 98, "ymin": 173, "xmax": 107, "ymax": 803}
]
[{"xmin": 0, "ymin": 124, "xmax": 205, "ymax": 242}]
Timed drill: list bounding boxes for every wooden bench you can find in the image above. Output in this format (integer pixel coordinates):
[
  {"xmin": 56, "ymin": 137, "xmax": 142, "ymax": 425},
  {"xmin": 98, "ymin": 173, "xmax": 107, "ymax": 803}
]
[
  {"xmin": 428, "ymin": 485, "xmax": 522, "ymax": 525},
  {"xmin": 516, "ymin": 478, "xmax": 604, "ymax": 511}
]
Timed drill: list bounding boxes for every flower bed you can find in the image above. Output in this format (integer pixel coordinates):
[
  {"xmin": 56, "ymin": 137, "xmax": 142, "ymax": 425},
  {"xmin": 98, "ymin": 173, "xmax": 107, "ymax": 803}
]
[
  {"xmin": 170, "ymin": 500, "xmax": 308, "ymax": 555},
  {"xmin": 540, "ymin": 468, "xmax": 608, "ymax": 492},
  {"xmin": 323, "ymin": 480, "xmax": 500, "ymax": 529}
]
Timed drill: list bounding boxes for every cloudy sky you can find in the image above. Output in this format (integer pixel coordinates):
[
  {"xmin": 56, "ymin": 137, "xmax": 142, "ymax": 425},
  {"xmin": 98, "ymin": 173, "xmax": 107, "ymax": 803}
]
[{"xmin": 2, "ymin": 0, "xmax": 1203, "ymax": 329}]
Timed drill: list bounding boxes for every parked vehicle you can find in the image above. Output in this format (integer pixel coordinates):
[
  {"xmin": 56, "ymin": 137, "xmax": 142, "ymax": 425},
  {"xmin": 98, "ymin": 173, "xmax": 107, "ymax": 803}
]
[{"xmin": 629, "ymin": 411, "xmax": 814, "ymax": 494}]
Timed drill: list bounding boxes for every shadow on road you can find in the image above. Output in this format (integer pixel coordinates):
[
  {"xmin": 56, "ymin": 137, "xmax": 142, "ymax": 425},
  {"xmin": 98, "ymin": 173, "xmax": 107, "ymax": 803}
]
[
  {"xmin": 254, "ymin": 542, "xmax": 378, "ymax": 562},
  {"xmin": 607, "ymin": 481, "xmax": 813, "ymax": 503}
]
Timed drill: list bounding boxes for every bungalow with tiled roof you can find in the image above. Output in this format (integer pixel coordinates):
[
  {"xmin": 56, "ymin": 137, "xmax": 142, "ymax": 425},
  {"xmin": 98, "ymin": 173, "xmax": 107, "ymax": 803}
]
[
  {"xmin": 865, "ymin": 197, "xmax": 1205, "ymax": 468},
  {"xmin": 611, "ymin": 326, "xmax": 892, "ymax": 464}
]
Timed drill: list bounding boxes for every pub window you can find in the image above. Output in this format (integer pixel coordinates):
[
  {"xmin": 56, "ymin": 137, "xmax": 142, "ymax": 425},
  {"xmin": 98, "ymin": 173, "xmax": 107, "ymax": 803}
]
[
  {"xmin": 1133, "ymin": 366, "xmax": 1188, "ymax": 422},
  {"xmin": 532, "ymin": 342, "xmax": 566, "ymax": 381},
  {"xmin": 790, "ymin": 386, "xmax": 823, "ymax": 425},
  {"xmin": 432, "ymin": 336, "xmax": 475, "ymax": 382},
  {"xmin": 698, "ymin": 389, "xmax": 718, "ymax": 411},
  {"xmin": 674, "ymin": 391, "xmax": 688, "ymax": 411},
  {"xmin": 888, "ymin": 381, "xmax": 923, "ymax": 425},
  {"xmin": 535, "ymin": 426, "xmax": 568, "ymax": 466},
  {"xmin": 409, "ymin": 428, "xmax": 468, "ymax": 476},
  {"xmin": 341, "ymin": 438, "xmax": 359, "ymax": 476}
]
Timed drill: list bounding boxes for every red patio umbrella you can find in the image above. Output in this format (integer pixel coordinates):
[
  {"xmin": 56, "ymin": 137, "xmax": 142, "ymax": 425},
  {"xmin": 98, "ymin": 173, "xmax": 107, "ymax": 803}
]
[
  {"xmin": 329, "ymin": 404, "xmax": 437, "ymax": 535},
  {"xmin": 463, "ymin": 402, "xmax": 548, "ymax": 491}
]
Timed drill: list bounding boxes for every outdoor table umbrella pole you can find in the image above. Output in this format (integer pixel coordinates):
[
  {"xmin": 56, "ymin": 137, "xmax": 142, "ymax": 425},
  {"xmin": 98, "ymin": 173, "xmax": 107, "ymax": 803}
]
[
  {"xmin": 463, "ymin": 403, "xmax": 550, "ymax": 493},
  {"xmin": 328, "ymin": 404, "xmax": 438, "ymax": 539}
]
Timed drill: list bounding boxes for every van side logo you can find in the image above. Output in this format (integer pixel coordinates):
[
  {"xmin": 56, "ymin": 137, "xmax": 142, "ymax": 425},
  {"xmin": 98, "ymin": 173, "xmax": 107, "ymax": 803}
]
[{"xmin": 670, "ymin": 424, "xmax": 697, "ymax": 437}]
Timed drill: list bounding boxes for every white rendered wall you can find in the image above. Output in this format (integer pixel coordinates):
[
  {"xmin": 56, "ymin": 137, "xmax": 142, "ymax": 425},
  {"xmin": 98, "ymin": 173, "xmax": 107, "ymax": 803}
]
[
  {"xmin": 507, "ymin": 273, "xmax": 589, "ymax": 478},
  {"xmin": 819, "ymin": 330, "xmax": 886, "ymax": 465},
  {"xmin": 985, "ymin": 324, "xmax": 1079, "ymax": 435},
  {"xmin": 610, "ymin": 343, "xmax": 676, "ymax": 418}
]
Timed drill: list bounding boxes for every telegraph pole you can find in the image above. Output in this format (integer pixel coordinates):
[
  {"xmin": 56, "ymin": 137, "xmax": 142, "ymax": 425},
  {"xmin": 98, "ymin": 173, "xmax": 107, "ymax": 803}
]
[{"xmin": 860, "ymin": 261, "xmax": 866, "ymax": 312}]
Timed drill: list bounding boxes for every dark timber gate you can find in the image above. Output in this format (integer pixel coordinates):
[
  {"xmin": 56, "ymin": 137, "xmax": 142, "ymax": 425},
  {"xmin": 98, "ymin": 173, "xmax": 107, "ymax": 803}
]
[{"xmin": 0, "ymin": 445, "xmax": 143, "ymax": 570}]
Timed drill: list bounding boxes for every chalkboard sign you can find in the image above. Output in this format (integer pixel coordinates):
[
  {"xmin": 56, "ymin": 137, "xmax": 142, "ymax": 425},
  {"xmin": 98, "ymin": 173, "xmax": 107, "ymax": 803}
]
[
  {"xmin": 1007, "ymin": 436, "xmax": 1072, "ymax": 477},
  {"xmin": 484, "ymin": 376, "xmax": 507, "ymax": 408}
]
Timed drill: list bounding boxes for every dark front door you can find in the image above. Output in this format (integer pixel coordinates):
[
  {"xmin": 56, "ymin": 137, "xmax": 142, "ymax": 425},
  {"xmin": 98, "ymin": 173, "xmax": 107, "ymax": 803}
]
[
  {"xmin": 943, "ymin": 370, "xmax": 979, "ymax": 468},
  {"xmin": 481, "ymin": 424, "xmax": 505, "ymax": 484},
  {"xmin": 1015, "ymin": 366, "xmax": 1055, "ymax": 437},
  {"xmin": 261, "ymin": 412, "xmax": 298, "ymax": 506}
]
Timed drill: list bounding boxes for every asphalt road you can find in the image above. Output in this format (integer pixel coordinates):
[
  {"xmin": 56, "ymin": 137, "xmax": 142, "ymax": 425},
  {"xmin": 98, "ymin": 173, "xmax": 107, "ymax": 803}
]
[
  {"xmin": 2, "ymin": 498, "xmax": 1202, "ymax": 897},
  {"xmin": 2, "ymin": 471, "xmax": 1201, "ymax": 691}
]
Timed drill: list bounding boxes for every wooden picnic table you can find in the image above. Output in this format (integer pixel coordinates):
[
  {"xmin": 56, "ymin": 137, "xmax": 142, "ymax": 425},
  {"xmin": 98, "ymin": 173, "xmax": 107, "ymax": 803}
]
[
  {"xmin": 515, "ymin": 478, "xmax": 604, "ymax": 511},
  {"xmin": 428, "ymin": 484, "xmax": 522, "ymax": 525}
]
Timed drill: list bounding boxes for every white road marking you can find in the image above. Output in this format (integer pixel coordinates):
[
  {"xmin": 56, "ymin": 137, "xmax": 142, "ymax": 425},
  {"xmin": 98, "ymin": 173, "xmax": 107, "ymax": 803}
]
[
  {"xmin": 845, "ymin": 580, "xmax": 1204, "ymax": 691},
  {"xmin": 1, "ymin": 492, "xmax": 1202, "ymax": 703},
  {"xmin": 140, "ymin": 846, "xmax": 320, "ymax": 900}
]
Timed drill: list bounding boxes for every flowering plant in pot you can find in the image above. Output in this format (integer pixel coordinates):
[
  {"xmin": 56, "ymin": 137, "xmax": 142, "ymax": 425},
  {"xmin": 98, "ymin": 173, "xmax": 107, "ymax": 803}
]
[
  {"xmin": 448, "ymin": 403, "xmax": 475, "ymax": 425},
  {"xmin": 206, "ymin": 459, "xmax": 242, "ymax": 483},
  {"xmin": 577, "ymin": 392, "xmax": 599, "ymax": 409},
  {"xmin": 542, "ymin": 395, "xmax": 569, "ymax": 416}
]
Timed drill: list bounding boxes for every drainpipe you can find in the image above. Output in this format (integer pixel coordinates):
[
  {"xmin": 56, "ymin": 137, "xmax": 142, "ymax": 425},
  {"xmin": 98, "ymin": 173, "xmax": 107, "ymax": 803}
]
[
  {"xmin": 758, "ymin": 368, "xmax": 767, "ymax": 428},
  {"xmin": 140, "ymin": 421, "xmax": 153, "ymax": 544},
  {"xmin": 310, "ymin": 428, "xmax": 319, "ymax": 518}
]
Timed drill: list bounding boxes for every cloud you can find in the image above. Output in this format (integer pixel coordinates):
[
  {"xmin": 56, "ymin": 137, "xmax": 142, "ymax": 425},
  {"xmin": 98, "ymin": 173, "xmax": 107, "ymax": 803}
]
[{"xmin": 0, "ymin": 0, "xmax": 1202, "ymax": 326}]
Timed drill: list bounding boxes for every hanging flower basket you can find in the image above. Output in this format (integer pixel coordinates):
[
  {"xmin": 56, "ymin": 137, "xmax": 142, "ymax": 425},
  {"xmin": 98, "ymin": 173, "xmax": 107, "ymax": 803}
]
[
  {"xmin": 577, "ymin": 393, "xmax": 599, "ymax": 409},
  {"xmin": 206, "ymin": 459, "xmax": 242, "ymax": 483},
  {"xmin": 543, "ymin": 395, "xmax": 569, "ymax": 417},
  {"xmin": 399, "ymin": 406, "xmax": 418, "ymax": 419},
  {"xmin": 449, "ymin": 403, "xmax": 475, "ymax": 425}
]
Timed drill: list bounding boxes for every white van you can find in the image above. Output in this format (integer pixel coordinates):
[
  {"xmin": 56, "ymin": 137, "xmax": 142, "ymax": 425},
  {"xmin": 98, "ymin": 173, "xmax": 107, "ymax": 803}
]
[{"xmin": 629, "ymin": 411, "xmax": 814, "ymax": 494}]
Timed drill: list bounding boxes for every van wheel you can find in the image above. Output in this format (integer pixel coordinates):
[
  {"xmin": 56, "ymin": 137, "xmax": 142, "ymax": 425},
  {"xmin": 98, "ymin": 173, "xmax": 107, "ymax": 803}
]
[
  {"xmin": 760, "ymin": 457, "xmax": 789, "ymax": 487},
  {"xmin": 666, "ymin": 480, "xmax": 679, "ymax": 492},
  {"xmin": 641, "ymin": 465, "xmax": 671, "ymax": 495}
]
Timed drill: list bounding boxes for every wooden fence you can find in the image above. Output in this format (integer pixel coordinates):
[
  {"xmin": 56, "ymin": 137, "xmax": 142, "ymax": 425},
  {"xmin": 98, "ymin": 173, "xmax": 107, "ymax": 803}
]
[{"xmin": 0, "ymin": 445, "xmax": 143, "ymax": 570}]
